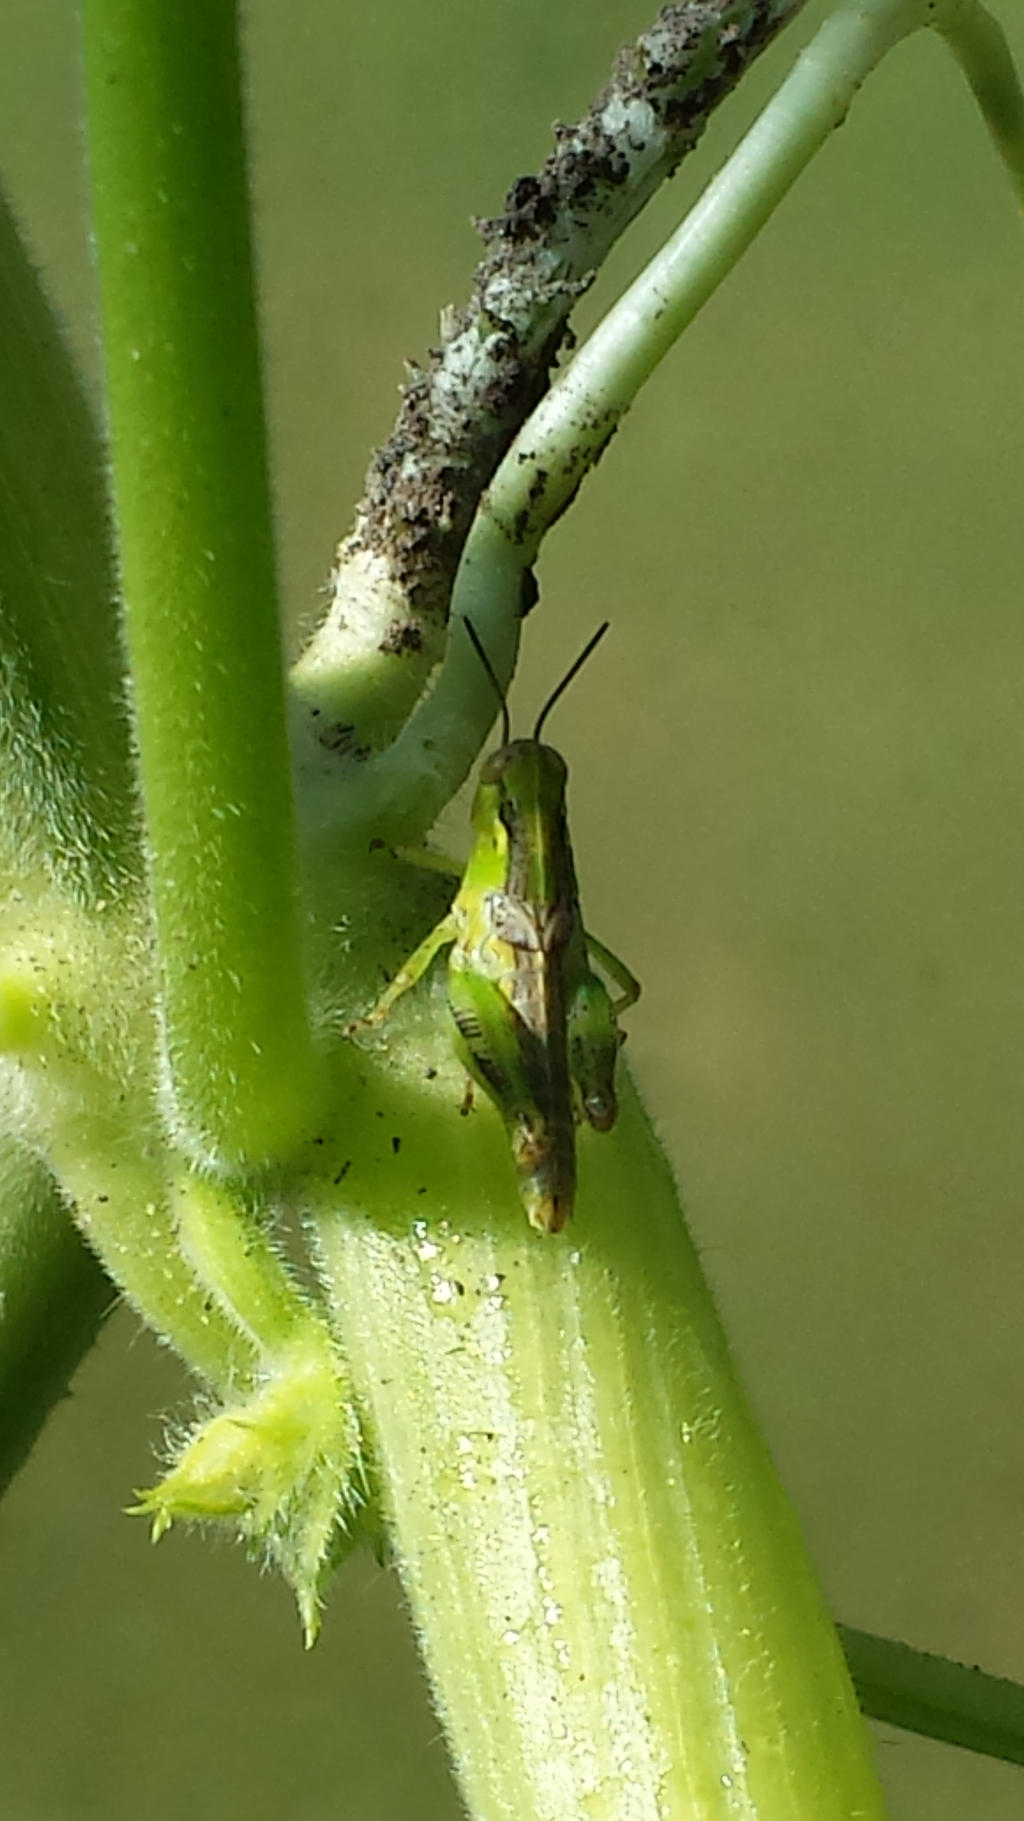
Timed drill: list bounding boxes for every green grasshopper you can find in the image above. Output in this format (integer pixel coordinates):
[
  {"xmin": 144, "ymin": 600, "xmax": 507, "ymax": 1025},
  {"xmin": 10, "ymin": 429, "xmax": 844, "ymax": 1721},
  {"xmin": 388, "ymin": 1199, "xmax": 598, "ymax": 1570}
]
[{"xmin": 348, "ymin": 620, "xmax": 639, "ymax": 1233}]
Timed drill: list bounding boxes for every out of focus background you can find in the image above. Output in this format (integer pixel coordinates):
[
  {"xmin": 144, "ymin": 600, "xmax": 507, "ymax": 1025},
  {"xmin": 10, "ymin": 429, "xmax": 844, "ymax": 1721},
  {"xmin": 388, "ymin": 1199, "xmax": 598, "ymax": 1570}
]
[{"xmin": 2, "ymin": 1, "xmax": 1024, "ymax": 1815}]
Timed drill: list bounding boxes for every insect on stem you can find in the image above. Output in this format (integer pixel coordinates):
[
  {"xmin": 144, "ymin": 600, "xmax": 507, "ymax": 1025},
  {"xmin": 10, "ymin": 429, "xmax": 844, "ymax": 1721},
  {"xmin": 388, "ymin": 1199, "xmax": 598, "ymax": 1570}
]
[{"xmin": 353, "ymin": 611, "xmax": 636, "ymax": 1232}]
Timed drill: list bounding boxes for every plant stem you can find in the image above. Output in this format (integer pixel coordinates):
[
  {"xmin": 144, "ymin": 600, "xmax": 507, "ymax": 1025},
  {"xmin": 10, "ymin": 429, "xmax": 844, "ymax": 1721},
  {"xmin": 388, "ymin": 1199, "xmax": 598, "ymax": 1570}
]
[
  {"xmin": 938, "ymin": 0, "xmax": 1024, "ymax": 198},
  {"xmin": 293, "ymin": 0, "xmax": 811, "ymax": 739},
  {"xmin": 346, "ymin": 0, "xmax": 1024, "ymax": 839},
  {"xmin": 0, "ymin": 1140, "xmax": 112, "ymax": 1493},
  {"xmin": 0, "ymin": 187, "xmax": 136, "ymax": 898},
  {"xmin": 45, "ymin": 1100, "xmax": 255, "ymax": 1392},
  {"xmin": 840, "ymin": 1626, "xmax": 1024, "ymax": 1767},
  {"xmin": 312, "ymin": 1068, "xmax": 885, "ymax": 1818},
  {"xmin": 81, "ymin": 0, "xmax": 317, "ymax": 1166}
]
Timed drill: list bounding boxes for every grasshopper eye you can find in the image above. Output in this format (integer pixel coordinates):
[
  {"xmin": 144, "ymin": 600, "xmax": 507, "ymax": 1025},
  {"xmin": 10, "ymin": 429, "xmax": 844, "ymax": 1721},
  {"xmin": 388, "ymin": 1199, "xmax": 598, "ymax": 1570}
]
[{"xmin": 582, "ymin": 1089, "xmax": 616, "ymax": 1132}]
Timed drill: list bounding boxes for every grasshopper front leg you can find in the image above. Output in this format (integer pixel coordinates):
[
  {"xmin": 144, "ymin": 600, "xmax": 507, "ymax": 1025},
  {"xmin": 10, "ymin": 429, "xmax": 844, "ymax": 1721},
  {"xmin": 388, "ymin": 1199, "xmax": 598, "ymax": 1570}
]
[
  {"xmin": 345, "ymin": 914, "xmax": 457, "ymax": 1034},
  {"xmin": 585, "ymin": 932, "xmax": 641, "ymax": 1016}
]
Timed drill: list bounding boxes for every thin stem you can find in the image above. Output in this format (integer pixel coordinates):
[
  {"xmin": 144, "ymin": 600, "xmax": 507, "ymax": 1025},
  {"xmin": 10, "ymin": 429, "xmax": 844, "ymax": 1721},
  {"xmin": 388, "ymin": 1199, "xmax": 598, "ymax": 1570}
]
[
  {"xmin": 46, "ymin": 1100, "xmax": 255, "ymax": 1392},
  {"xmin": 840, "ymin": 1625, "xmax": 1024, "ymax": 1767},
  {"xmin": 937, "ymin": 0, "xmax": 1024, "ymax": 201},
  {"xmin": 81, "ymin": 0, "xmax": 317, "ymax": 1166}
]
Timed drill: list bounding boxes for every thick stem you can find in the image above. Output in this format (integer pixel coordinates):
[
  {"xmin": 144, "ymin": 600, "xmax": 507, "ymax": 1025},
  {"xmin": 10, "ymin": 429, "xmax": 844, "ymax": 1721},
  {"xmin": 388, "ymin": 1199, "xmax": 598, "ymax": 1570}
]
[
  {"xmin": 81, "ymin": 0, "xmax": 317, "ymax": 1166},
  {"xmin": 311, "ymin": 1063, "xmax": 885, "ymax": 1818}
]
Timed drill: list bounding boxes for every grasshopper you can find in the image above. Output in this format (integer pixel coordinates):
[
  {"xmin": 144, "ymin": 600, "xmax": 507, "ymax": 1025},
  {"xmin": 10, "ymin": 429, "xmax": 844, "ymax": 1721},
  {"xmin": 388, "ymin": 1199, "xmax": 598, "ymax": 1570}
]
[{"xmin": 348, "ymin": 620, "xmax": 639, "ymax": 1233}]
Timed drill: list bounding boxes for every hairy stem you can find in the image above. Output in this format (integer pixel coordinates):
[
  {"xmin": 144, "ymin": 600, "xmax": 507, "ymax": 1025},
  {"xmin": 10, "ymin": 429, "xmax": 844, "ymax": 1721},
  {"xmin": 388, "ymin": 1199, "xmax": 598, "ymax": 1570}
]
[
  {"xmin": 82, "ymin": 0, "xmax": 317, "ymax": 1166},
  {"xmin": 0, "ymin": 187, "xmax": 136, "ymax": 899},
  {"xmin": 312, "ymin": 1070, "xmax": 885, "ymax": 1819}
]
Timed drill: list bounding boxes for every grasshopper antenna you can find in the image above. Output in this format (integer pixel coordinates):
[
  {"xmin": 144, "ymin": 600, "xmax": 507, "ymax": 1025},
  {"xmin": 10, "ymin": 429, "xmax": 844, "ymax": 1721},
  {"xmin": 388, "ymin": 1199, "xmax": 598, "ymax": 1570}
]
[
  {"xmin": 533, "ymin": 622, "xmax": 610, "ymax": 742},
  {"xmin": 462, "ymin": 617, "xmax": 511, "ymax": 746}
]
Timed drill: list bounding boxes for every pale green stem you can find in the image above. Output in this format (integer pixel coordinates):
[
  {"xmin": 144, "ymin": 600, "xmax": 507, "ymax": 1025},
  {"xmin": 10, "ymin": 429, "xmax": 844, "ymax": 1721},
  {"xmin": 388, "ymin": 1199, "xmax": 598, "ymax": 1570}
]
[
  {"xmin": 332, "ymin": 515, "xmax": 527, "ymax": 843},
  {"xmin": 81, "ymin": 0, "xmax": 318, "ymax": 1167},
  {"xmin": 46, "ymin": 1102, "xmax": 255, "ymax": 1393},
  {"xmin": 171, "ymin": 1167, "xmax": 325, "ymax": 1359},
  {"xmin": 341, "ymin": 0, "xmax": 1024, "ymax": 841},
  {"xmin": 312, "ymin": 1071, "xmax": 885, "ymax": 1819},
  {"xmin": 0, "ymin": 187, "xmax": 137, "ymax": 899}
]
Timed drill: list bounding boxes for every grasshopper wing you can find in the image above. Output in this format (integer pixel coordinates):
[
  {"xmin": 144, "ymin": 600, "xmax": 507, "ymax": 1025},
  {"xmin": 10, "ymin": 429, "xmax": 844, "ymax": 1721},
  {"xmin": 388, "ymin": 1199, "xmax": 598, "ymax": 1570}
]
[
  {"xmin": 447, "ymin": 961, "xmax": 576, "ymax": 1232},
  {"xmin": 447, "ymin": 960, "xmax": 546, "ymax": 1122}
]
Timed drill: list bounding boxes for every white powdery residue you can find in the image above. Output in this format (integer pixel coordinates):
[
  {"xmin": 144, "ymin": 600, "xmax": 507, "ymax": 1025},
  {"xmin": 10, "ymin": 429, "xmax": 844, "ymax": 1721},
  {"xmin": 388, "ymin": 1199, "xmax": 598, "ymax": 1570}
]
[
  {"xmin": 591, "ymin": 1555, "xmax": 672, "ymax": 1819},
  {"xmin": 599, "ymin": 93, "xmax": 659, "ymax": 161},
  {"xmin": 429, "ymin": 1275, "xmax": 460, "ymax": 1305},
  {"xmin": 568, "ymin": 1732, "xmax": 601, "ymax": 1794},
  {"xmin": 472, "ymin": 1278, "xmax": 512, "ymax": 1370},
  {"xmin": 315, "ymin": 545, "xmax": 402, "ymax": 660}
]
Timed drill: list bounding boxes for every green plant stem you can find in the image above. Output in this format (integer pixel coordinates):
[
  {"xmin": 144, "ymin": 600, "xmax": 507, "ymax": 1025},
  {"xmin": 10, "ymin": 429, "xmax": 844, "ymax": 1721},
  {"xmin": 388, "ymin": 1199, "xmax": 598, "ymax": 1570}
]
[
  {"xmin": 0, "ymin": 187, "xmax": 136, "ymax": 898},
  {"xmin": 0, "ymin": 1140, "xmax": 112, "ymax": 1492},
  {"xmin": 344, "ymin": 0, "xmax": 1024, "ymax": 841},
  {"xmin": 335, "ymin": 514, "xmax": 527, "ymax": 843},
  {"xmin": 81, "ymin": 0, "xmax": 317, "ymax": 1167},
  {"xmin": 45, "ymin": 1100, "xmax": 255, "ymax": 1392},
  {"xmin": 938, "ymin": 0, "xmax": 1024, "ymax": 197},
  {"xmin": 291, "ymin": 0, "xmax": 811, "ymax": 741},
  {"xmin": 839, "ymin": 1626, "xmax": 1024, "ymax": 1767},
  {"xmin": 311, "ymin": 1062, "xmax": 885, "ymax": 1819}
]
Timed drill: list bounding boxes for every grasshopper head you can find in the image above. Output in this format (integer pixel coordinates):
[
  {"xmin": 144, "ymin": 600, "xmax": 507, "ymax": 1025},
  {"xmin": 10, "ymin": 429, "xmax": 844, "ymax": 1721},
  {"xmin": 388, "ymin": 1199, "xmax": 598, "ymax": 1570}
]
[
  {"xmin": 473, "ymin": 739, "xmax": 567, "ymax": 835},
  {"xmin": 479, "ymin": 739, "xmax": 567, "ymax": 802}
]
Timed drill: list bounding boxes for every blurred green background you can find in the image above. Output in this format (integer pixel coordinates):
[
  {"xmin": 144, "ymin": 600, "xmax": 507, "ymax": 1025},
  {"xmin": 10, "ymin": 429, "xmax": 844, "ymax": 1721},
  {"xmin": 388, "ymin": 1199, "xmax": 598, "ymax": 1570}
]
[{"xmin": 2, "ymin": 1, "xmax": 1024, "ymax": 1815}]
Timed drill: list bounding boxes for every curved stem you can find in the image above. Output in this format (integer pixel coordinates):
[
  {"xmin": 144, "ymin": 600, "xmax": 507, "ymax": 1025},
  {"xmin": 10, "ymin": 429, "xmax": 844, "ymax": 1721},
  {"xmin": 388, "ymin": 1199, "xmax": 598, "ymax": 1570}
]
[
  {"xmin": 292, "ymin": 0, "xmax": 810, "ymax": 737},
  {"xmin": 342, "ymin": 0, "xmax": 1024, "ymax": 838},
  {"xmin": 82, "ymin": 0, "xmax": 318, "ymax": 1166},
  {"xmin": 938, "ymin": 0, "xmax": 1024, "ymax": 200}
]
